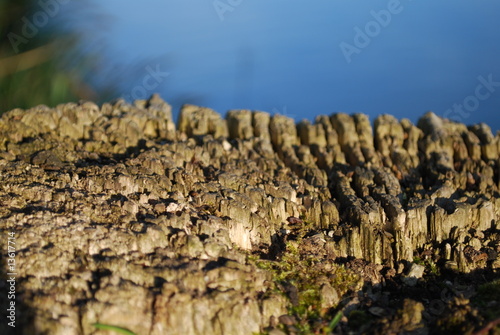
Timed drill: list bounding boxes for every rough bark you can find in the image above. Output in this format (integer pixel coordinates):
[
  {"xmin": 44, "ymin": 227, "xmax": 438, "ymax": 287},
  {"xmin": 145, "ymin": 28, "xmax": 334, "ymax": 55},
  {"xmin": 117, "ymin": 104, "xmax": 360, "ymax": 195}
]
[{"xmin": 0, "ymin": 95, "xmax": 499, "ymax": 334}]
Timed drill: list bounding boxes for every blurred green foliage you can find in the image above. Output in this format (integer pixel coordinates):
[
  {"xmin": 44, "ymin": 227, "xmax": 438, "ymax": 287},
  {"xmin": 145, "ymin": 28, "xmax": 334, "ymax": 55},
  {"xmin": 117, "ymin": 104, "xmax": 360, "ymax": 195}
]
[{"xmin": 0, "ymin": 0, "xmax": 107, "ymax": 113}]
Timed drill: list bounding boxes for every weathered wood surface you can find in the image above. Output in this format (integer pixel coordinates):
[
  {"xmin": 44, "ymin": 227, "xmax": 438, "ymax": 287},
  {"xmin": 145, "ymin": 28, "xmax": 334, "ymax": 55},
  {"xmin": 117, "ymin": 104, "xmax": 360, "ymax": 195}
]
[{"xmin": 0, "ymin": 95, "xmax": 499, "ymax": 334}]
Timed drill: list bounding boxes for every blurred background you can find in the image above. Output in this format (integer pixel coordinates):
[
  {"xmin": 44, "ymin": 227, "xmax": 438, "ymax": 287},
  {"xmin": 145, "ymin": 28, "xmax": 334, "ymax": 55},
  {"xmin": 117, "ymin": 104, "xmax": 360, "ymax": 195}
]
[{"xmin": 1, "ymin": 0, "xmax": 500, "ymax": 130}]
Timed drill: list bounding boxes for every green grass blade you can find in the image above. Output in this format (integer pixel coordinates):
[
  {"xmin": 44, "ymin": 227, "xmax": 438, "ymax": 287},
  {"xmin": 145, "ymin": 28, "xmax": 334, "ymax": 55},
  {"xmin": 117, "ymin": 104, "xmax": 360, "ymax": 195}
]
[
  {"xmin": 328, "ymin": 310, "xmax": 343, "ymax": 330},
  {"xmin": 92, "ymin": 323, "xmax": 137, "ymax": 335}
]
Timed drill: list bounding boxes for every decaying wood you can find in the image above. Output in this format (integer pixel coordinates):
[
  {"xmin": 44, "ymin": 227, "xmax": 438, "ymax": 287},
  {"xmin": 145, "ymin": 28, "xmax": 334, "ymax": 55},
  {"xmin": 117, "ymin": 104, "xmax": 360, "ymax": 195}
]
[{"xmin": 0, "ymin": 95, "xmax": 499, "ymax": 334}]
